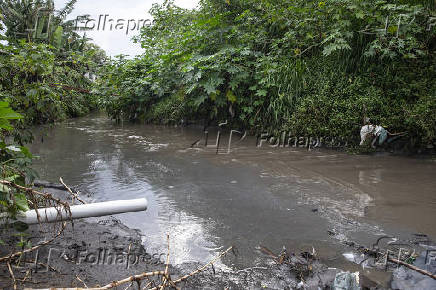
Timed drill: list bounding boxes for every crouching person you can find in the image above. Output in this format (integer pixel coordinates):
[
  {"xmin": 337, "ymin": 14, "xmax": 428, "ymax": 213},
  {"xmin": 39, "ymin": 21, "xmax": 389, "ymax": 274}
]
[
  {"xmin": 360, "ymin": 119, "xmax": 406, "ymax": 148},
  {"xmin": 360, "ymin": 124, "xmax": 388, "ymax": 148}
]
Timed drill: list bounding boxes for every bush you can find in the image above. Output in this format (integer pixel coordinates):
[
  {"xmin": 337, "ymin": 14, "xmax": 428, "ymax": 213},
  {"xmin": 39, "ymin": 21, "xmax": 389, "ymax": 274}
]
[{"xmin": 97, "ymin": 0, "xmax": 436, "ymax": 150}]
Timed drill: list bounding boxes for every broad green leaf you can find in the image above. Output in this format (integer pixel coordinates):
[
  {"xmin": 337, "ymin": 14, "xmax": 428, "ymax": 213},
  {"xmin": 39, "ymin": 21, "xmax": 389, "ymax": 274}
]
[
  {"xmin": 0, "ymin": 118, "xmax": 13, "ymax": 130},
  {"xmin": 255, "ymin": 89, "xmax": 267, "ymax": 97},
  {"xmin": 226, "ymin": 90, "xmax": 237, "ymax": 103},
  {"xmin": 0, "ymin": 107, "xmax": 22, "ymax": 119},
  {"xmin": 15, "ymin": 193, "xmax": 29, "ymax": 212}
]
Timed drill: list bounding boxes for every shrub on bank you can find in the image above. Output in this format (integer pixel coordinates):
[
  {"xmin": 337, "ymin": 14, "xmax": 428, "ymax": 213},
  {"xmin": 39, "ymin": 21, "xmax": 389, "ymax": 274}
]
[
  {"xmin": 97, "ymin": 0, "xmax": 436, "ymax": 150},
  {"xmin": 1, "ymin": 41, "xmax": 102, "ymax": 126}
]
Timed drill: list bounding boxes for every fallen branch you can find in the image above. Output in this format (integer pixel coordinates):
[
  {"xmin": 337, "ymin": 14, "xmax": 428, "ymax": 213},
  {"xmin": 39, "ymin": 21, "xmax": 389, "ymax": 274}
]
[
  {"xmin": 33, "ymin": 181, "xmax": 69, "ymax": 191},
  {"xmin": 76, "ymin": 275, "xmax": 88, "ymax": 288},
  {"xmin": 351, "ymin": 239, "xmax": 436, "ymax": 280},
  {"xmin": 259, "ymin": 245, "xmax": 307, "ymax": 265},
  {"xmin": 0, "ymin": 180, "xmax": 74, "ymax": 288},
  {"xmin": 259, "ymin": 245, "xmax": 278, "ymax": 260},
  {"xmin": 122, "ymin": 281, "xmax": 133, "ymax": 290},
  {"xmin": 95, "ymin": 245, "xmax": 233, "ymax": 290},
  {"xmin": 0, "ymin": 179, "xmax": 72, "ymax": 226},
  {"xmin": 18, "ymin": 269, "xmax": 31, "ymax": 283},
  {"xmin": 388, "ymin": 255, "xmax": 436, "ymax": 280},
  {"xmin": 366, "ymin": 246, "xmax": 436, "ymax": 280},
  {"xmin": 96, "ymin": 271, "xmax": 166, "ymax": 289},
  {"xmin": 0, "ymin": 180, "xmax": 70, "ymax": 209},
  {"xmin": 7, "ymin": 261, "xmax": 17, "ymax": 290},
  {"xmin": 60, "ymin": 177, "xmax": 86, "ymax": 205},
  {"xmin": 171, "ymin": 246, "xmax": 233, "ymax": 284}
]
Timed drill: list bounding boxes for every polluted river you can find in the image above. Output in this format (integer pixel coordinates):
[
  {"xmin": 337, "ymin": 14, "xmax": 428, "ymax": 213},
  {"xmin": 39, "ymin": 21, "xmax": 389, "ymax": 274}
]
[{"xmin": 28, "ymin": 114, "xmax": 436, "ymax": 288}]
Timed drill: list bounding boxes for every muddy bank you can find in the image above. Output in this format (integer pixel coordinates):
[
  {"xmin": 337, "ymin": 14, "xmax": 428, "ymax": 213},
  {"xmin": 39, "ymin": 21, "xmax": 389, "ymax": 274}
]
[
  {"xmin": 1, "ymin": 218, "xmax": 159, "ymax": 288},
  {"xmin": 0, "ymin": 216, "xmax": 372, "ymax": 289},
  {"xmin": 0, "ymin": 187, "xmax": 434, "ymax": 289},
  {"xmin": 1, "ymin": 216, "xmax": 435, "ymax": 289},
  {"xmin": 0, "ymin": 186, "xmax": 373, "ymax": 289}
]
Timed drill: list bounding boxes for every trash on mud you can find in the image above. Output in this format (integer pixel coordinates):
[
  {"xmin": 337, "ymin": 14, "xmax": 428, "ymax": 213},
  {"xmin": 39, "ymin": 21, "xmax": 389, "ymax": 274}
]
[
  {"xmin": 391, "ymin": 250, "xmax": 436, "ymax": 290},
  {"xmin": 259, "ymin": 245, "xmax": 362, "ymax": 289},
  {"xmin": 343, "ymin": 252, "xmax": 368, "ymax": 267},
  {"xmin": 332, "ymin": 271, "xmax": 360, "ymax": 290},
  {"xmin": 339, "ymin": 235, "xmax": 436, "ymax": 289}
]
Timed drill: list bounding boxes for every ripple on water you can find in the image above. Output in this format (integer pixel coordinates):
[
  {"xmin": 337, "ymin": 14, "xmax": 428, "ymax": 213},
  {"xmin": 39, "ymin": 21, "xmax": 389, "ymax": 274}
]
[
  {"xmin": 126, "ymin": 135, "xmax": 169, "ymax": 152},
  {"xmin": 272, "ymin": 179, "xmax": 380, "ymax": 243}
]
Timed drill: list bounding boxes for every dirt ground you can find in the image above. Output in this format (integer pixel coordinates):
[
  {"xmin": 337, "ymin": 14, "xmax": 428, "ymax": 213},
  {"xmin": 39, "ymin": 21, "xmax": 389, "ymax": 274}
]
[{"xmin": 0, "ymin": 216, "xmax": 361, "ymax": 289}]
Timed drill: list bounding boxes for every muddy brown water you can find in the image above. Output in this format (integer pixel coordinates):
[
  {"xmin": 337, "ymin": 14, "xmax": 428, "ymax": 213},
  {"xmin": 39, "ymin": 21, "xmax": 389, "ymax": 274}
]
[{"xmin": 29, "ymin": 114, "xmax": 436, "ymax": 285}]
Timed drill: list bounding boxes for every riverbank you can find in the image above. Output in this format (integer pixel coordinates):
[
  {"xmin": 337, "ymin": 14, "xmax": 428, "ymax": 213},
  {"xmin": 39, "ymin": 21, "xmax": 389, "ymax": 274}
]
[
  {"xmin": 0, "ymin": 209, "xmax": 375, "ymax": 289},
  {"xmin": 1, "ymin": 209, "xmax": 435, "ymax": 289},
  {"xmin": 0, "ymin": 187, "xmax": 434, "ymax": 289},
  {"xmin": 0, "ymin": 186, "xmax": 358, "ymax": 290}
]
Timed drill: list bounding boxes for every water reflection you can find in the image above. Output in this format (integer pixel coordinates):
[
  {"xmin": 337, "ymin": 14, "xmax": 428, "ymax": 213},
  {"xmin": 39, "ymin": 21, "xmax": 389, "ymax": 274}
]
[
  {"xmin": 29, "ymin": 114, "xmax": 436, "ymax": 270},
  {"xmin": 359, "ymin": 168, "xmax": 383, "ymax": 185}
]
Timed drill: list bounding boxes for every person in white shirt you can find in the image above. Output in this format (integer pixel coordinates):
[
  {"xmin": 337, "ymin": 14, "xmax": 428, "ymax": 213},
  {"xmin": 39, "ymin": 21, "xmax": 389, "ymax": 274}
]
[{"xmin": 360, "ymin": 124, "xmax": 388, "ymax": 148}]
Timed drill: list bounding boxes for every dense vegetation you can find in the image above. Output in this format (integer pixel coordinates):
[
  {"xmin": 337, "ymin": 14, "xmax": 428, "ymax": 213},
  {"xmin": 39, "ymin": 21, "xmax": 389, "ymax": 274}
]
[
  {"xmin": 97, "ymin": 0, "xmax": 436, "ymax": 149},
  {"xmin": 0, "ymin": 0, "xmax": 104, "ymax": 224},
  {"xmin": 1, "ymin": 0, "xmax": 105, "ymax": 128}
]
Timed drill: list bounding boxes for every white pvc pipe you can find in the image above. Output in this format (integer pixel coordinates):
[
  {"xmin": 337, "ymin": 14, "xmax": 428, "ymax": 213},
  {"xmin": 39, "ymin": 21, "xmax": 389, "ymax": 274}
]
[{"xmin": 14, "ymin": 198, "xmax": 148, "ymax": 225}]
